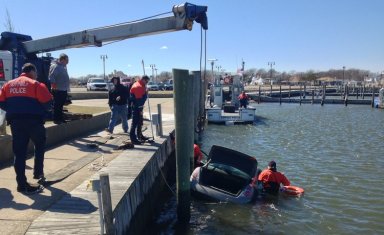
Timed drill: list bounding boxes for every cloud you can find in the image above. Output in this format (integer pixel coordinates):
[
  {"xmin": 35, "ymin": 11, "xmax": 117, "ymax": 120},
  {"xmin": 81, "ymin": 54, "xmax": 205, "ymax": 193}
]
[{"xmin": 160, "ymin": 46, "xmax": 168, "ymax": 50}]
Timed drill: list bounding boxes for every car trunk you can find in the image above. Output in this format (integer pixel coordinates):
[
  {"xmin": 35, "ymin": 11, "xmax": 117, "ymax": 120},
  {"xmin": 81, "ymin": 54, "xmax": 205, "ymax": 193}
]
[
  {"xmin": 199, "ymin": 165, "xmax": 250, "ymax": 196},
  {"xmin": 199, "ymin": 145, "xmax": 258, "ymax": 196}
]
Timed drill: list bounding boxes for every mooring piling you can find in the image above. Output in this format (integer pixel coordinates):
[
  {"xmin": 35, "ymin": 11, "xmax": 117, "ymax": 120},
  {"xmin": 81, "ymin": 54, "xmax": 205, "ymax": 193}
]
[{"xmin": 173, "ymin": 68, "xmax": 192, "ymax": 224}]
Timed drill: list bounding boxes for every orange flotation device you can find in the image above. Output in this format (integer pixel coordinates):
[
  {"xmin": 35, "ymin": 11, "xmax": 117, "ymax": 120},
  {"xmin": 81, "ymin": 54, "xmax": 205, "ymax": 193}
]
[{"xmin": 281, "ymin": 185, "xmax": 304, "ymax": 196}]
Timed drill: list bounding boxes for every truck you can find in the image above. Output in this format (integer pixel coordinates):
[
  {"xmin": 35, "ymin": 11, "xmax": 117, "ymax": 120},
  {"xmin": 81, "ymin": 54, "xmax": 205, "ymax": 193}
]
[{"xmin": 0, "ymin": 2, "xmax": 208, "ymax": 89}]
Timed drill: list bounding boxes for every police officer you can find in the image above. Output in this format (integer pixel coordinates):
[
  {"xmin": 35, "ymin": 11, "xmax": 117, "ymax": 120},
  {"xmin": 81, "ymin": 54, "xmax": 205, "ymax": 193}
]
[
  {"xmin": 129, "ymin": 75, "xmax": 150, "ymax": 144},
  {"xmin": 0, "ymin": 63, "xmax": 52, "ymax": 194}
]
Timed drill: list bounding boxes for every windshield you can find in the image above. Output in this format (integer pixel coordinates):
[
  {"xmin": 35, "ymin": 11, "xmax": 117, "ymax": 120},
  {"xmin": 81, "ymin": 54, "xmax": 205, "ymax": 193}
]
[{"xmin": 89, "ymin": 79, "xmax": 105, "ymax": 83}]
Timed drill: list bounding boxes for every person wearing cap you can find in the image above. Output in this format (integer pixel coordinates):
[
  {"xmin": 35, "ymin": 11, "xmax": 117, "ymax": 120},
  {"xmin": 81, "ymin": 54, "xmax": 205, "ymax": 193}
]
[
  {"xmin": 258, "ymin": 160, "xmax": 290, "ymax": 195},
  {"xmin": 129, "ymin": 75, "xmax": 150, "ymax": 144}
]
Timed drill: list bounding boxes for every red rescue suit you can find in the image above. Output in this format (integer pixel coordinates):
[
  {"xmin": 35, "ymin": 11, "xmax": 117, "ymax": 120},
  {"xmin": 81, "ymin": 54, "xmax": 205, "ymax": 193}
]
[{"xmin": 258, "ymin": 169, "xmax": 290, "ymax": 195}]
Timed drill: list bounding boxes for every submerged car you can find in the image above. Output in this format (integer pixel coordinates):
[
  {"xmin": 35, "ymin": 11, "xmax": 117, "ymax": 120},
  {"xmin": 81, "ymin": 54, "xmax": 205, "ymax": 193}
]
[
  {"xmin": 190, "ymin": 145, "xmax": 259, "ymax": 204},
  {"xmin": 86, "ymin": 78, "xmax": 108, "ymax": 91}
]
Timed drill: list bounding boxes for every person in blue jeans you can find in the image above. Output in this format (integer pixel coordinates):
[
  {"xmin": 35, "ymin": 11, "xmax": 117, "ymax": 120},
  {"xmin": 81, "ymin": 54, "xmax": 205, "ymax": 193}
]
[
  {"xmin": 106, "ymin": 77, "xmax": 129, "ymax": 134},
  {"xmin": 129, "ymin": 75, "xmax": 150, "ymax": 144}
]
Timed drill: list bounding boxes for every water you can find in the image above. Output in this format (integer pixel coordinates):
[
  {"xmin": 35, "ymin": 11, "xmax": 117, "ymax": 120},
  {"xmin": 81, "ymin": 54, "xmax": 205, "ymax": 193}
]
[{"xmin": 153, "ymin": 103, "xmax": 384, "ymax": 234}]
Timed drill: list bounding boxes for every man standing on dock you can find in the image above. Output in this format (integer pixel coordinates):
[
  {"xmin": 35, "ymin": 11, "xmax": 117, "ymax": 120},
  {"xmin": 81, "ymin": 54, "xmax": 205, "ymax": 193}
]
[
  {"xmin": 0, "ymin": 63, "xmax": 52, "ymax": 194},
  {"xmin": 129, "ymin": 75, "xmax": 150, "ymax": 144},
  {"xmin": 49, "ymin": 53, "xmax": 70, "ymax": 124}
]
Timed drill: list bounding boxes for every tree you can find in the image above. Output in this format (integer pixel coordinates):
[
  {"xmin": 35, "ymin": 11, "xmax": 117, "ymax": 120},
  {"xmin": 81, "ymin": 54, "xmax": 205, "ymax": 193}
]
[{"xmin": 3, "ymin": 8, "xmax": 15, "ymax": 32}]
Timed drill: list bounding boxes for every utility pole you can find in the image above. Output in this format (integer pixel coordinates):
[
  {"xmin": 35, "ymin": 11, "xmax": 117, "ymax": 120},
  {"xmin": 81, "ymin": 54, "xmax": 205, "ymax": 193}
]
[
  {"xmin": 155, "ymin": 68, "xmax": 158, "ymax": 83},
  {"xmin": 100, "ymin": 55, "xmax": 108, "ymax": 81},
  {"xmin": 268, "ymin": 61, "xmax": 275, "ymax": 84},
  {"xmin": 242, "ymin": 59, "xmax": 245, "ymax": 83},
  {"xmin": 208, "ymin": 58, "xmax": 218, "ymax": 84},
  {"xmin": 150, "ymin": 64, "xmax": 156, "ymax": 82}
]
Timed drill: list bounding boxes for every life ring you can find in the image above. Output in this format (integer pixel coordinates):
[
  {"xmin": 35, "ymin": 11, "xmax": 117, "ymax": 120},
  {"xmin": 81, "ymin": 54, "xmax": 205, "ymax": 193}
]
[{"xmin": 281, "ymin": 185, "xmax": 304, "ymax": 196}]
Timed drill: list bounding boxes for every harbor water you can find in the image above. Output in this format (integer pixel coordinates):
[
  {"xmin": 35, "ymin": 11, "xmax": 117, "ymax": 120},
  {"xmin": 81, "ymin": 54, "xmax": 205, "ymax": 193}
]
[{"xmin": 152, "ymin": 103, "xmax": 384, "ymax": 235}]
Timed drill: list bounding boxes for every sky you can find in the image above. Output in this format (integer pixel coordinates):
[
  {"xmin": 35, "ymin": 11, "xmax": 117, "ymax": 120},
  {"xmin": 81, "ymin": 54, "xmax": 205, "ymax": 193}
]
[{"xmin": 1, "ymin": 0, "xmax": 383, "ymax": 77}]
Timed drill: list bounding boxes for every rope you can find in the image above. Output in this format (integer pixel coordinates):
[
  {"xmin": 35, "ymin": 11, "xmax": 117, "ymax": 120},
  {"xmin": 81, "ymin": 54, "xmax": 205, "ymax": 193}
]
[
  {"xmin": 156, "ymin": 151, "xmax": 176, "ymax": 196},
  {"xmin": 88, "ymin": 151, "xmax": 107, "ymax": 171}
]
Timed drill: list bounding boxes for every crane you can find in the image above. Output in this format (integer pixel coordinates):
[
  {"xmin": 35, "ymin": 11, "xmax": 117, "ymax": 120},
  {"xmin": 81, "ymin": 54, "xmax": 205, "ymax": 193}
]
[{"xmin": 0, "ymin": 2, "xmax": 208, "ymax": 87}]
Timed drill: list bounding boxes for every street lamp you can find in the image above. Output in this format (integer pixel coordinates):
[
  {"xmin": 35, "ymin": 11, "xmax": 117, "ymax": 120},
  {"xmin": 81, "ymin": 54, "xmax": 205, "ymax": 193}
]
[
  {"xmin": 268, "ymin": 61, "xmax": 275, "ymax": 81},
  {"xmin": 208, "ymin": 58, "xmax": 218, "ymax": 83},
  {"xmin": 216, "ymin": 65, "xmax": 222, "ymax": 74},
  {"xmin": 100, "ymin": 55, "xmax": 108, "ymax": 81},
  {"xmin": 150, "ymin": 64, "xmax": 156, "ymax": 82}
]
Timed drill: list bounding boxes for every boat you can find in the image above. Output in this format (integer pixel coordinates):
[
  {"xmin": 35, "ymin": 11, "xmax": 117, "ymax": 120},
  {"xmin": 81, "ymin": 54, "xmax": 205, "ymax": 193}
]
[
  {"xmin": 206, "ymin": 74, "xmax": 256, "ymax": 124},
  {"xmin": 190, "ymin": 145, "xmax": 260, "ymax": 204},
  {"xmin": 374, "ymin": 88, "xmax": 384, "ymax": 109}
]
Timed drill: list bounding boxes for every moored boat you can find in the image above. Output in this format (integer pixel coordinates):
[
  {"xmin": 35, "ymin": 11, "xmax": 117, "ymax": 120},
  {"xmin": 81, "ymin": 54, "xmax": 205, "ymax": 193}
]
[{"xmin": 206, "ymin": 74, "xmax": 256, "ymax": 124}]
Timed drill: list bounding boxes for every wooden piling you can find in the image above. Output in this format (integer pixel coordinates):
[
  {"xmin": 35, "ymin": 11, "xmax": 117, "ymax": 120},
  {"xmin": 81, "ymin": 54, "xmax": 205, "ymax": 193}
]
[
  {"xmin": 173, "ymin": 68, "xmax": 192, "ymax": 224},
  {"xmin": 371, "ymin": 86, "xmax": 375, "ymax": 108},
  {"xmin": 157, "ymin": 104, "xmax": 163, "ymax": 136},
  {"xmin": 299, "ymin": 84, "xmax": 302, "ymax": 105},
  {"xmin": 362, "ymin": 84, "xmax": 365, "ymax": 99},
  {"xmin": 270, "ymin": 84, "xmax": 272, "ymax": 97},
  {"xmin": 311, "ymin": 89, "xmax": 314, "ymax": 104},
  {"xmin": 100, "ymin": 173, "xmax": 114, "ymax": 235},
  {"xmin": 289, "ymin": 84, "xmax": 291, "ymax": 101},
  {"xmin": 258, "ymin": 85, "xmax": 261, "ymax": 104},
  {"xmin": 279, "ymin": 85, "xmax": 282, "ymax": 105},
  {"xmin": 303, "ymin": 83, "xmax": 306, "ymax": 99}
]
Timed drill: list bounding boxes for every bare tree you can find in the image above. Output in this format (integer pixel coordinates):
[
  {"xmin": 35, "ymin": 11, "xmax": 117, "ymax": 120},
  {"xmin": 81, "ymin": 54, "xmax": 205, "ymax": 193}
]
[{"xmin": 3, "ymin": 8, "xmax": 15, "ymax": 32}]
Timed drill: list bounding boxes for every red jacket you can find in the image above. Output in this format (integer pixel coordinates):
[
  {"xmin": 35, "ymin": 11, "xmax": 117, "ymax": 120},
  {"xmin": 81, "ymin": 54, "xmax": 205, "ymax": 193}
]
[
  {"xmin": 194, "ymin": 144, "xmax": 203, "ymax": 163},
  {"xmin": 0, "ymin": 73, "xmax": 52, "ymax": 120},
  {"xmin": 130, "ymin": 80, "xmax": 147, "ymax": 108},
  {"xmin": 258, "ymin": 169, "xmax": 290, "ymax": 191},
  {"xmin": 238, "ymin": 93, "xmax": 248, "ymax": 100}
]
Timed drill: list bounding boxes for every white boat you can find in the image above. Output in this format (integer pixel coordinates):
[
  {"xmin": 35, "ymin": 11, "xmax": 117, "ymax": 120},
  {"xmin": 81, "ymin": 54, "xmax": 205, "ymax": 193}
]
[
  {"xmin": 375, "ymin": 88, "xmax": 384, "ymax": 109},
  {"xmin": 206, "ymin": 75, "xmax": 256, "ymax": 124}
]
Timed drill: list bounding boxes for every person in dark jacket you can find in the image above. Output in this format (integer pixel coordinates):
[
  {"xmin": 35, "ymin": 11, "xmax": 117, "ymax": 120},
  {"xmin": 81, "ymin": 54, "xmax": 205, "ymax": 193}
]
[
  {"xmin": 0, "ymin": 63, "xmax": 52, "ymax": 195},
  {"xmin": 258, "ymin": 160, "xmax": 290, "ymax": 195},
  {"xmin": 129, "ymin": 75, "xmax": 150, "ymax": 144},
  {"xmin": 106, "ymin": 76, "xmax": 129, "ymax": 134}
]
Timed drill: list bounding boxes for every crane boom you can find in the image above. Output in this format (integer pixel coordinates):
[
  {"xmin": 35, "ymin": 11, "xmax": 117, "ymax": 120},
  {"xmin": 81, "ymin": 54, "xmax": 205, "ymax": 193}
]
[{"xmin": 23, "ymin": 3, "xmax": 208, "ymax": 53}]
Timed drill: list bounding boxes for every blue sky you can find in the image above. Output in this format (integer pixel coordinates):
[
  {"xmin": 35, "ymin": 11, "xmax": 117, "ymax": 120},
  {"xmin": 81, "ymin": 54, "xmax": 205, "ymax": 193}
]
[{"xmin": 1, "ymin": 0, "xmax": 383, "ymax": 77}]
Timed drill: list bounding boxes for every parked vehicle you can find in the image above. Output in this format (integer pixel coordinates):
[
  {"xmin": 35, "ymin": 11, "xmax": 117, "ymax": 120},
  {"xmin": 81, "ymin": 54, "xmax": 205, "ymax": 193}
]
[
  {"xmin": 157, "ymin": 82, "xmax": 166, "ymax": 91},
  {"xmin": 190, "ymin": 145, "xmax": 260, "ymax": 204},
  {"xmin": 164, "ymin": 79, "xmax": 173, "ymax": 90},
  {"xmin": 86, "ymin": 78, "xmax": 108, "ymax": 91},
  {"xmin": 147, "ymin": 81, "xmax": 159, "ymax": 91}
]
